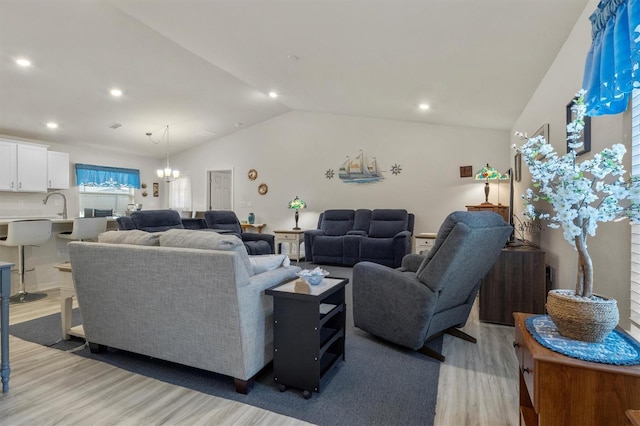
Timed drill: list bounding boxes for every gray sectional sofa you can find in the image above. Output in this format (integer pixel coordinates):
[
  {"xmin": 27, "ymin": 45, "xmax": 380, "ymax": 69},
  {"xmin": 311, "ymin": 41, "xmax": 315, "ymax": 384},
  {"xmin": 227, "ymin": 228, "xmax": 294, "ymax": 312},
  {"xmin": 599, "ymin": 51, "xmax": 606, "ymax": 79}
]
[{"xmin": 68, "ymin": 229, "xmax": 299, "ymax": 394}]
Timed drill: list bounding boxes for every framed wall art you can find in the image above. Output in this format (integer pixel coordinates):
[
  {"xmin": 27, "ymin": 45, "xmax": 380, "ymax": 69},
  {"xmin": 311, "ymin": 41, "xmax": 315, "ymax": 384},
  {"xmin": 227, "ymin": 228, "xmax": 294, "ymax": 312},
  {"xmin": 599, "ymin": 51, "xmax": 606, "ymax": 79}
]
[
  {"xmin": 566, "ymin": 96, "xmax": 591, "ymax": 155},
  {"xmin": 533, "ymin": 123, "xmax": 549, "ymax": 143}
]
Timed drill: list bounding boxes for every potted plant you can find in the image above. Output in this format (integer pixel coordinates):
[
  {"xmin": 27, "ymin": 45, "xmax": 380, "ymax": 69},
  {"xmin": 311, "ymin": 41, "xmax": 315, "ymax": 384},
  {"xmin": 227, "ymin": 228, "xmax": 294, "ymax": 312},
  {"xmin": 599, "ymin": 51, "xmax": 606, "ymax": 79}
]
[{"xmin": 515, "ymin": 90, "xmax": 640, "ymax": 342}]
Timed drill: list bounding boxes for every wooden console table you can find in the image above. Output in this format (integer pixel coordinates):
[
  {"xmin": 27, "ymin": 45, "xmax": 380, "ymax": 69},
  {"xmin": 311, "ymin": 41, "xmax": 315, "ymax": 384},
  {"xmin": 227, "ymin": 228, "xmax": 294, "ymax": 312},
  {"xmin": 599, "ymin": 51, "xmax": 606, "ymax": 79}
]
[
  {"xmin": 241, "ymin": 223, "xmax": 266, "ymax": 233},
  {"xmin": 479, "ymin": 245, "xmax": 547, "ymax": 325},
  {"xmin": 466, "ymin": 203, "xmax": 509, "ymax": 222},
  {"xmin": 514, "ymin": 312, "xmax": 640, "ymax": 425}
]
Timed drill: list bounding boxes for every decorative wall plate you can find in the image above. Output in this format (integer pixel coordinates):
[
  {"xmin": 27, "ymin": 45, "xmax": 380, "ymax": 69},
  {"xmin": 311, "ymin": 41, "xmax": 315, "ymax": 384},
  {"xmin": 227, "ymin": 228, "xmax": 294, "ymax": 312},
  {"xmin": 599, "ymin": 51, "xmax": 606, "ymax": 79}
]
[
  {"xmin": 258, "ymin": 183, "xmax": 268, "ymax": 195},
  {"xmin": 248, "ymin": 169, "xmax": 258, "ymax": 181}
]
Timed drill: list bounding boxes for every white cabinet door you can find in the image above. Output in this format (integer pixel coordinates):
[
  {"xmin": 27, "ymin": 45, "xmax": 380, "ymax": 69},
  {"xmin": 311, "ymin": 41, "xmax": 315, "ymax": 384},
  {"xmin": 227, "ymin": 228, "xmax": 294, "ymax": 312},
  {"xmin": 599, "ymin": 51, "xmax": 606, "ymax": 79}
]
[
  {"xmin": 0, "ymin": 141, "xmax": 17, "ymax": 191},
  {"xmin": 16, "ymin": 144, "xmax": 48, "ymax": 192},
  {"xmin": 47, "ymin": 151, "xmax": 70, "ymax": 189}
]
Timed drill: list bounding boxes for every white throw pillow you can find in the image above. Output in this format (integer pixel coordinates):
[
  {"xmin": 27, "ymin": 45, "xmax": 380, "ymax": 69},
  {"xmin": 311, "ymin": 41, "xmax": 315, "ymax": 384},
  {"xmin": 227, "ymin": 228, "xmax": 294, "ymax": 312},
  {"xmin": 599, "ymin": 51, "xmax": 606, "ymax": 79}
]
[{"xmin": 249, "ymin": 254, "xmax": 291, "ymax": 275}]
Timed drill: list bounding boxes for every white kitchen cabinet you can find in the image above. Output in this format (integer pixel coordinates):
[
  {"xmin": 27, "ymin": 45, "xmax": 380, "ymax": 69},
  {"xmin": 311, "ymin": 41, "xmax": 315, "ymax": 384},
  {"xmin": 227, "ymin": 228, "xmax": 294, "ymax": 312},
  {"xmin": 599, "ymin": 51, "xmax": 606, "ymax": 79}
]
[
  {"xmin": 0, "ymin": 139, "xmax": 48, "ymax": 192},
  {"xmin": 0, "ymin": 141, "xmax": 17, "ymax": 191},
  {"xmin": 47, "ymin": 151, "xmax": 70, "ymax": 189}
]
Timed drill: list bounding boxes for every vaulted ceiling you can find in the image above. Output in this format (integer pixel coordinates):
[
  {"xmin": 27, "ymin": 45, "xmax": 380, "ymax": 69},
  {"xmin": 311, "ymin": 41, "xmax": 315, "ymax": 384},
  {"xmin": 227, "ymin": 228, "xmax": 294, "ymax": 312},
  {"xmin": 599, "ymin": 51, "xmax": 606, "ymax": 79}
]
[{"xmin": 0, "ymin": 0, "xmax": 590, "ymax": 158}]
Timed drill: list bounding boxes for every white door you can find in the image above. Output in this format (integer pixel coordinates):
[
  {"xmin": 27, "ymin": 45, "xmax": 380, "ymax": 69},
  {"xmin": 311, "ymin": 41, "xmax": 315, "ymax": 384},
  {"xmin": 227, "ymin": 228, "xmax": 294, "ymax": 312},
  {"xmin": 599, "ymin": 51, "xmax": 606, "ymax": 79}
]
[{"xmin": 208, "ymin": 170, "xmax": 232, "ymax": 210}]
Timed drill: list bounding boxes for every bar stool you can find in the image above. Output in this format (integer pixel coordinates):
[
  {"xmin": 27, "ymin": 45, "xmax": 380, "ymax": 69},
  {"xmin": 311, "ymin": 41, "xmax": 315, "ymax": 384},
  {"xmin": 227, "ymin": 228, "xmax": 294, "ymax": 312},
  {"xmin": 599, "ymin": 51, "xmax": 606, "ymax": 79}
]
[
  {"xmin": 0, "ymin": 219, "xmax": 52, "ymax": 302},
  {"xmin": 57, "ymin": 217, "xmax": 107, "ymax": 242}
]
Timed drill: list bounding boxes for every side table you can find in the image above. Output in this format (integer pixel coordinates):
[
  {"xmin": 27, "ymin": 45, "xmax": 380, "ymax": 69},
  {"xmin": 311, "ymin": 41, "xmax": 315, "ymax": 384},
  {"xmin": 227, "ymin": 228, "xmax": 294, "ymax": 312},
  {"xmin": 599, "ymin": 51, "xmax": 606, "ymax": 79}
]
[
  {"xmin": 413, "ymin": 232, "xmax": 436, "ymax": 254},
  {"xmin": 266, "ymin": 277, "xmax": 348, "ymax": 399},
  {"xmin": 274, "ymin": 229, "xmax": 305, "ymax": 261},
  {"xmin": 54, "ymin": 263, "xmax": 84, "ymax": 340},
  {"xmin": 1, "ymin": 261, "xmax": 14, "ymax": 393},
  {"xmin": 241, "ymin": 223, "xmax": 266, "ymax": 233}
]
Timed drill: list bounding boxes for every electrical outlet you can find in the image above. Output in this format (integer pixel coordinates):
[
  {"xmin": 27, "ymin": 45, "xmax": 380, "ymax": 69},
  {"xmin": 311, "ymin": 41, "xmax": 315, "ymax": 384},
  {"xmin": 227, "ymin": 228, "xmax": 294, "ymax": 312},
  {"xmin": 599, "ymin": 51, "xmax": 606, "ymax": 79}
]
[{"xmin": 57, "ymin": 248, "xmax": 67, "ymax": 258}]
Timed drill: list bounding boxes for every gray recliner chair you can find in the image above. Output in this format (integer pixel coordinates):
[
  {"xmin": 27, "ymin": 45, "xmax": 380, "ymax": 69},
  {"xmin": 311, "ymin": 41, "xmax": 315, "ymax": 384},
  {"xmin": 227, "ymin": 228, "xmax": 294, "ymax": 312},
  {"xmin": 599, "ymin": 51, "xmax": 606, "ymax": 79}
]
[{"xmin": 352, "ymin": 211, "xmax": 512, "ymax": 362}]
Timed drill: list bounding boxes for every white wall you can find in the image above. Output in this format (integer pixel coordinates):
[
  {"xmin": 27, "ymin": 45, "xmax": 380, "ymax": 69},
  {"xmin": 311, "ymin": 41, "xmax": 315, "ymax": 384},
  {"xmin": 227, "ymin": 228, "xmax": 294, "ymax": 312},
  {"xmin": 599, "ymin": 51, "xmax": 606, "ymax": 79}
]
[
  {"xmin": 172, "ymin": 110, "xmax": 511, "ymax": 234},
  {"xmin": 512, "ymin": 0, "xmax": 633, "ymax": 329}
]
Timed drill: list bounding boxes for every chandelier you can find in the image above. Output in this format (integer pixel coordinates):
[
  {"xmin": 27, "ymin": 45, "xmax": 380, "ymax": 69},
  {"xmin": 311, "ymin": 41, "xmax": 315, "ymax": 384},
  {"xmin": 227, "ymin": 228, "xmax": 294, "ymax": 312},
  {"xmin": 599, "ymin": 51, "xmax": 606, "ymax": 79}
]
[{"xmin": 146, "ymin": 125, "xmax": 180, "ymax": 182}]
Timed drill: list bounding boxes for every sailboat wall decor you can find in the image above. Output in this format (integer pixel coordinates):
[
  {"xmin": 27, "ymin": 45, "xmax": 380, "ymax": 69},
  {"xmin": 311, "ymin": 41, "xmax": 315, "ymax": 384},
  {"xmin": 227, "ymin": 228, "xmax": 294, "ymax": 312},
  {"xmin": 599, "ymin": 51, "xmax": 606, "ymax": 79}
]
[{"xmin": 338, "ymin": 150, "xmax": 384, "ymax": 183}]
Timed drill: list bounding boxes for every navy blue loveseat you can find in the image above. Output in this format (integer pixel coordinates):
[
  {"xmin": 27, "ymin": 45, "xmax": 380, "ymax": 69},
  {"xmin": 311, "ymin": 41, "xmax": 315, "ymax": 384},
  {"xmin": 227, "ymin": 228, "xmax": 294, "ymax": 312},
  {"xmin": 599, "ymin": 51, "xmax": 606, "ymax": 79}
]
[{"xmin": 304, "ymin": 209, "xmax": 414, "ymax": 268}]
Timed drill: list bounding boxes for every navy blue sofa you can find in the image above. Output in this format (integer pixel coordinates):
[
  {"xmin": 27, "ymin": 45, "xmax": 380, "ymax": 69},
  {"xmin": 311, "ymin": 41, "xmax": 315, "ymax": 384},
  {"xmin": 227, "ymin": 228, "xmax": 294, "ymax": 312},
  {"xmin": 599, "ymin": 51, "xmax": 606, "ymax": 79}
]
[
  {"xmin": 304, "ymin": 209, "xmax": 414, "ymax": 268},
  {"xmin": 116, "ymin": 209, "xmax": 208, "ymax": 232}
]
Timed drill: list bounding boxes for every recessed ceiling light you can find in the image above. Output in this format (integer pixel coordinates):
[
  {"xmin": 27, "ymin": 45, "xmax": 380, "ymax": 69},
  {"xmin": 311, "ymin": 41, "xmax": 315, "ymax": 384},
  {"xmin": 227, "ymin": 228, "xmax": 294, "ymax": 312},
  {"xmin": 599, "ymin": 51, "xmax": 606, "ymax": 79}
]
[
  {"xmin": 419, "ymin": 103, "xmax": 430, "ymax": 111},
  {"xmin": 16, "ymin": 58, "xmax": 31, "ymax": 67},
  {"xmin": 46, "ymin": 122, "xmax": 58, "ymax": 129},
  {"xmin": 110, "ymin": 88, "xmax": 123, "ymax": 97},
  {"xmin": 269, "ymin": 91, "xmax": 278, "ymax": 99}
]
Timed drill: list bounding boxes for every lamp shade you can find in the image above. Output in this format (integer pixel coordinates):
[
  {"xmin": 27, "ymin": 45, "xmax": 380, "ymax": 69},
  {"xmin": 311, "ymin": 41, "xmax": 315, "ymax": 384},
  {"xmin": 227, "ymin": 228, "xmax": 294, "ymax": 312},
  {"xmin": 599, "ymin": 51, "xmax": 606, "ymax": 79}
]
[
  {"xmin": 474, "ymin": 164, "xmax": 501, "ymax": 181},
  {"xmin": 288, "ymin": 196, "xmax": 307, "ymax": 210}
]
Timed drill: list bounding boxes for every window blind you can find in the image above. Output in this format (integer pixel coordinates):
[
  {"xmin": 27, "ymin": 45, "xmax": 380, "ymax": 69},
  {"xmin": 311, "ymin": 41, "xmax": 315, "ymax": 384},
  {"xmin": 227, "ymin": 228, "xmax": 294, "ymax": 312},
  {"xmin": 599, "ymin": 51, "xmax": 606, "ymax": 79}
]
[
  {"xmin": 75, "ymin": 163, "xmax": 140, "ymax": 189},
  {"xmin": 630, "ymin": 88, "xmax": 640, "ymax": 339}
]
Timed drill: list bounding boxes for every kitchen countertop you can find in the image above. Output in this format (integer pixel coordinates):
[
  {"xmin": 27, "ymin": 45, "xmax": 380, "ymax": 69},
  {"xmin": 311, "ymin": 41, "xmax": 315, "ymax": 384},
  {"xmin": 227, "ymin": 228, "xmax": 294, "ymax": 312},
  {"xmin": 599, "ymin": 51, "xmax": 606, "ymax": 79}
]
[{"xmin": 0, "ymin": 217, "xmax": 118, "ymax": 225}]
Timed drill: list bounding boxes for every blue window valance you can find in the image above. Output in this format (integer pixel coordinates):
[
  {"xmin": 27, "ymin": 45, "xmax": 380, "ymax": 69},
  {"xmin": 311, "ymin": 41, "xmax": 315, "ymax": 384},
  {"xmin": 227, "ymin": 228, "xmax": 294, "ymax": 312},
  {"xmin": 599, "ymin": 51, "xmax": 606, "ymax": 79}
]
[
  {"xmin": 582, "ymin": 0, "xmax": 640, "ymax": 116},
  {"xmin": 75, "ymin": 163, "xmax": 140, "ymax": 189}
]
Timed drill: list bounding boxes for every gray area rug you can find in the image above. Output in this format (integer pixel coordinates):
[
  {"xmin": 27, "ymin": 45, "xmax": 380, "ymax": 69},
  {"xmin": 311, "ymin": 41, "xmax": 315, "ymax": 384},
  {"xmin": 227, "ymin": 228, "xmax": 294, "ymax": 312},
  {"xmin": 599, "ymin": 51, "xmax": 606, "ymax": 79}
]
[{"xmin": 10, "ymin": 262, "xmax": 442, "ymax": 426}]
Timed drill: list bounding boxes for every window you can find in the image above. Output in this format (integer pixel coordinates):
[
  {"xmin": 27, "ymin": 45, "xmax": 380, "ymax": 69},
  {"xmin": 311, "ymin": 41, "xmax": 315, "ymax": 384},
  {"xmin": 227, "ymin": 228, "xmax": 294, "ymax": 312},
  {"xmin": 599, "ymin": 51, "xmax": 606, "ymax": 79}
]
[
  {"xmin": 169, "ymin": 174, "xmax": 192, "ymax": 213},
  {"xmin": 631, "ymin": 88, "xmax": 640, "ymax": 339},
  {"xmin": 75, "ymin": 164, "xmax": 140, "ymax": 217}
]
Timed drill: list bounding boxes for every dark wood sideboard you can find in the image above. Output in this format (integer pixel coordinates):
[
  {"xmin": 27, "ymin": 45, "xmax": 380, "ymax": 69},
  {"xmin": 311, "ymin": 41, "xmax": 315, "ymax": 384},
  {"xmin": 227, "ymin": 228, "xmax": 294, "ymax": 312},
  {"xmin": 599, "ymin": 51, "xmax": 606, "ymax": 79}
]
[
  {"xmin": 480, "ymin": 245, "xmax": 547, "ymax": 325},
  {"xmin": 514, "ymin": 312, "xmax": 640, "ymax": 426},
  {"xmin": 466, "ymin": 203, "xmax": 510, "ymax": 222}
]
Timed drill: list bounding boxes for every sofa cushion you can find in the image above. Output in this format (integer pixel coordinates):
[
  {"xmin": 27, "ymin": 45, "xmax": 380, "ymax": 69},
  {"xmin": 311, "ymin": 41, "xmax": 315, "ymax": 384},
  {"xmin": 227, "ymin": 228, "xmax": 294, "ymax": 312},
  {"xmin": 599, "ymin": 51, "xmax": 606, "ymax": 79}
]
[
  {"xmin": 249, "ymin": 254, "xmax": 290, "ymax": 275},
  {"xmin": 368, "ymin": 209, "xmax": 409, "ymax": 238},
  {"xmin": 320, "ymin": 209, "xmax": 356, "ymax": 236},
  {"xmin": 159, "ymin": 229, "xmax": 253, "ymax": 275},
  {"xmin": 130, "ymin": 209, "xmax": 185, "ymax": 232},
  {"xmin": 98, "ymin": 230, "xmax": 161, "ymax": 246}
]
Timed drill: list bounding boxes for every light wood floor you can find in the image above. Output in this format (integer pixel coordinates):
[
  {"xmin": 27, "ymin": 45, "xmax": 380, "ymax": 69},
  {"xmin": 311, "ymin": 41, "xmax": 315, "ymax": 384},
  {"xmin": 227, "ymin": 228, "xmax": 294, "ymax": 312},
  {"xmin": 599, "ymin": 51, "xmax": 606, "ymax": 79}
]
[{"xmin": 2, "ymin": 290, "xmax": 519, "ymax": 425}]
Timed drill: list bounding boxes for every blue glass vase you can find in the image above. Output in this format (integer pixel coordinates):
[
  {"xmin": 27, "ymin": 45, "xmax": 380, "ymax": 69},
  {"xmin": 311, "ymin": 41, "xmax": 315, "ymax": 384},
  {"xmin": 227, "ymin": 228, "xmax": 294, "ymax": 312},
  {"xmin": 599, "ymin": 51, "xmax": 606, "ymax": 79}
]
[{"xmin": 248, "ymin": 213, "xmax": 255, "ymax": 224}]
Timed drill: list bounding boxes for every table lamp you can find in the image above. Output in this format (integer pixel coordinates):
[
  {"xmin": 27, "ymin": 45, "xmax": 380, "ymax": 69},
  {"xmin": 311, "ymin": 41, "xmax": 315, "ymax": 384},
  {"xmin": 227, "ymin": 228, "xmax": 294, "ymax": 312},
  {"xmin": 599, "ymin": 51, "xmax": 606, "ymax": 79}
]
[
  {"xmin": 474, "ymin": 163, "xmax": 502, "ymax": 204},
  {"xmin": 288, "ymin": 196, "xmax": 307, "ymax": 230}
]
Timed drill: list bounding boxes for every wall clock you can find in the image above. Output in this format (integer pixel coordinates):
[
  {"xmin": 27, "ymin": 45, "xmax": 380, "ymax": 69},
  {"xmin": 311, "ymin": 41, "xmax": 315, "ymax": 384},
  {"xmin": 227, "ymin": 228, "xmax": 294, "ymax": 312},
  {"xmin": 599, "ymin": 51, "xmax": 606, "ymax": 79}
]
[
  {"xmin": 248, "ymin": 169, "xmax": 258, "ymax": 181},
  {"xmin": 258, "ymin": 183, "xmax": 268, "ymax": 195}
]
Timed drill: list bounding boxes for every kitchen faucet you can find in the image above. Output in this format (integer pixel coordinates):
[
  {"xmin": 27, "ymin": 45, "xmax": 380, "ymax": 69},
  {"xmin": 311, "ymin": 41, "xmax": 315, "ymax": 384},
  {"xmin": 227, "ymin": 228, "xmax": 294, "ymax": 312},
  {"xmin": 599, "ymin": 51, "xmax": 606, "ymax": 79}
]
[{"xmin": 43, "ymin": 192, "xmax": 68, "ymax": 219}]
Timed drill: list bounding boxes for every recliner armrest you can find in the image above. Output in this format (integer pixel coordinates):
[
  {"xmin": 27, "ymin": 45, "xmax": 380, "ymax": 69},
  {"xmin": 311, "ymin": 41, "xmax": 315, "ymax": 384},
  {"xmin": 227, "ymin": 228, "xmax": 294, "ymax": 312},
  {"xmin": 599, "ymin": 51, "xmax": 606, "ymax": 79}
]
[
  {"xmin": 400, "ymin": 253, "xmax": 425, "ymax": 272},
  {"xmin": 392, "ymin": 230, "xmax": 412, "ymax": 240},
  {"xmin": 242, "ymin": 233, "xmax": 275, "ymax": 253}
]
